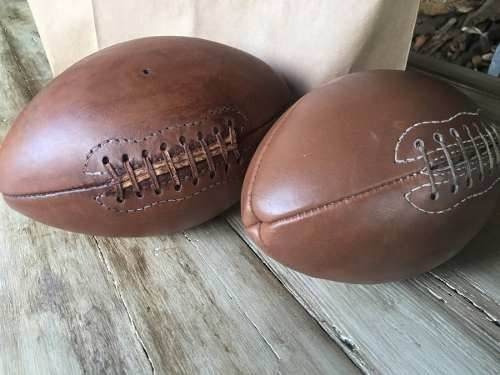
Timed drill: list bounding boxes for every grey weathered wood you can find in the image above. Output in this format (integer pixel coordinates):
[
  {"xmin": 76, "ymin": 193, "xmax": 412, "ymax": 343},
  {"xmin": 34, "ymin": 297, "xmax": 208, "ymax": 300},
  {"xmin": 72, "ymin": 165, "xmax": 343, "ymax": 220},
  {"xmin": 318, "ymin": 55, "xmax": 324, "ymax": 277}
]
[
  {"xmin": 226, "ymin": 209, "xmax": 500, "ymax": 375},
  {"xmin": 433, "ymin": 207, "xmax": 500, "ymax": 306},
  {"xmin": 408, "ymin": 52, "xmax": 500, "ymax": 121},
  {"xmin": 0, "ymin": 202, "xmax": 152, "ymax": 374},
  {"xmin": 94, "ymin": 220, "xmax": 360, "ymax": 374},
  {"xmin": 0, "ymin": 0, "xmax": 51, "ymax": 141},
  {"xmin": 0, "ymin": 1, "xmax": 361, "ymax": 373}
]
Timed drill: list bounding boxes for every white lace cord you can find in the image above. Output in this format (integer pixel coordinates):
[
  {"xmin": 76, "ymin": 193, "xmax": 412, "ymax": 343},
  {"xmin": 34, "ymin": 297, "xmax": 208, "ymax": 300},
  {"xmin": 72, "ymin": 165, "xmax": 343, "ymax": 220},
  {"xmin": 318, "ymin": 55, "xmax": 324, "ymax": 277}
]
[
  {"xmin": 414, "ymin": 139, "xmax": 439, "ymax": 200},
  {"xmin": 484, "ymin": 121, "xmax": 500, "ymax": 166},
  {"xmin": 450, "ymin": 128, "xmax": 473, "ymax": 188},
  {"xmin": 464, "ymin": 124, "xmax": 485, "ymax": 181},
  {"xmin": 473, "ymin": 122, "xmax": 494, "ymax": 173},
  {"xmin": 433, "ymin": 132, "xmax": 459, "ymax": 193}
]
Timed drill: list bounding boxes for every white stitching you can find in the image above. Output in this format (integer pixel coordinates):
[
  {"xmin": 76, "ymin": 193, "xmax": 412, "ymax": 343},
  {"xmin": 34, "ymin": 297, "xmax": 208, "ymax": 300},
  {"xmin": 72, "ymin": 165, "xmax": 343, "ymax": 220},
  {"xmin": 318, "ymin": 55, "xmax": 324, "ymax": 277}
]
[
  {"xmin": 94, "ymin": 177, "xmax": 237, "ymax": 213},
  {"xmin": 423, "ymin": 152, "xmax": 490, "ymax": 177},
  {"xmin": 265, "ymin": 172, "xmax": 421, "ymax": 226},
  {"xmin": 394, "ymin": 111, "xmax": 480, "ymax": 163},
  {"xmin": 405, "ymin": 175, "xmax": 500, "ymax": 214},
  {"xmin": 394, "ymin": 110, "xmax": 500, "ymax": 214},
  {"xmin": 82, "ymin": 106, "xmax": 247, "ymax": 175}
]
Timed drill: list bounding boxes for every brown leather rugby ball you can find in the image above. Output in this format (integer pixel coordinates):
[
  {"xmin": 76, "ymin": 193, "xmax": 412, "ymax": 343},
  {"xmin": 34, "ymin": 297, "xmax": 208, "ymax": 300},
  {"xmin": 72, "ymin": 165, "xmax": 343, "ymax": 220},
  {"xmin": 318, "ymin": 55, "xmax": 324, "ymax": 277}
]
[
  {"xmin": 241, "ymin": 70, "xmax": 500, "ymax": 283},
  {"xmin": 0, "ymin": 37, "xmax": 290, "ymax": 236}
]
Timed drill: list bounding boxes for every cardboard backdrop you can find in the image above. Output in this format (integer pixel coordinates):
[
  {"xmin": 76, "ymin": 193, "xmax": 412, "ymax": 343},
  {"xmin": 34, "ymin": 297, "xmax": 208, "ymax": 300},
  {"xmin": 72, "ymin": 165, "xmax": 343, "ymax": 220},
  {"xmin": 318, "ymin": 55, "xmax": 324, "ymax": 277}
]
[{"xmin": 27, "ymin": 0, "xmax": 419, "ymax": 94}]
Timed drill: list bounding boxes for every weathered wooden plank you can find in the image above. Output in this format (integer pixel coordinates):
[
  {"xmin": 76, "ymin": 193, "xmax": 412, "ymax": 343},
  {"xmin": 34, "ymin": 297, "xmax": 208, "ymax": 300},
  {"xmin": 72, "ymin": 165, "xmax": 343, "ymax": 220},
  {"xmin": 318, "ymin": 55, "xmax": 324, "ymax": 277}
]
[
  {"xmin": 0, "ymin": 2, "xmax": 155, "ymax": 372},
  {"xmin": 0, "ymin": 201, "xmax": 152, "ymax": 375},
  {"xmin": 184, "ymin": 219, "xmax": 359, "ymax": 374},
  {"xmin": 95, "ymin": 220, "xmax": 360, "ymax": 374},
  {"xmin": 0, "ymin": 0, "xmax": 51, "ymax": 141},
  {"xmin": 432, "ymin": 207, "xmax": 500, "ymax": 306},
  {"xmin": 0, "ymin": 0, "xmax": 52, "ymax": 88},
  {"xmin": 226, "ymin": 209, "xmax": 500, "ymax": 375}
]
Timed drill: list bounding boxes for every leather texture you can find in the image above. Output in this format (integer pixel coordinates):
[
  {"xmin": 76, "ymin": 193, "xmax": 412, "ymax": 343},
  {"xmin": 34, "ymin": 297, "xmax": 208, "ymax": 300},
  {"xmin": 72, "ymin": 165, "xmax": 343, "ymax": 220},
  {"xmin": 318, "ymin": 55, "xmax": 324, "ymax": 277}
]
[
  {"xmin": 241, "ymin": 70, "xmax": 500, "ymax": 283},
  {"xmin": 0, "ymin": 36, "xmax": 290, "ymax": 236}
]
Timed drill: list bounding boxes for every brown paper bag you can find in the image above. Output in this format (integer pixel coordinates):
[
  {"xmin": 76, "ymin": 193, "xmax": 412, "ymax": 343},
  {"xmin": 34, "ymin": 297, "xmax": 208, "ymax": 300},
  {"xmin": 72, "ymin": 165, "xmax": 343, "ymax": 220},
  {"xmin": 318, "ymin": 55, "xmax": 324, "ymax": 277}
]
[{"xmin": 28, "ymin": 0, "xmax": 419, "ymax": 93}]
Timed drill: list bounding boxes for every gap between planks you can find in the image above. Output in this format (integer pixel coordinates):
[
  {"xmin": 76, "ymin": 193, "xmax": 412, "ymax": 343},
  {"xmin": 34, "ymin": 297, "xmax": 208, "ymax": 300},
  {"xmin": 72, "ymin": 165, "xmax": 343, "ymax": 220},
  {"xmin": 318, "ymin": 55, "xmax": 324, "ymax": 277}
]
[{"xmin": 225, "ymin": 208, "xmax": 500, "ymax": 375}]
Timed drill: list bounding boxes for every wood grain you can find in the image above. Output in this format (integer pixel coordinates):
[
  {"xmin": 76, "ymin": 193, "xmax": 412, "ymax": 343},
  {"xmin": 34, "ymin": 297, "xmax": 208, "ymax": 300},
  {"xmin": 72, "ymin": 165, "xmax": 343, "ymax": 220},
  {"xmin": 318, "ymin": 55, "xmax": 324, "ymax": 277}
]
[
  {"xmin": 227, "ymin": 209, "xmax": 500, "ymax": 375},
  {"xmin": 0, "ymin": 1, "xmax": 361, "ymax": 373},
  {"xmin": 0, "ymin": 201, "xmax": 152, "ymax": 374},
  {"xmin": 0, "ymin": 0, "xmax": 51, "ymax": 141},
  {"xmin": 3, "ymin": 0, "xmax": 499, "ymax": 374},
  {"xmin": 94, "ymin": 219, "xmax": 359, "ymax": 374}
]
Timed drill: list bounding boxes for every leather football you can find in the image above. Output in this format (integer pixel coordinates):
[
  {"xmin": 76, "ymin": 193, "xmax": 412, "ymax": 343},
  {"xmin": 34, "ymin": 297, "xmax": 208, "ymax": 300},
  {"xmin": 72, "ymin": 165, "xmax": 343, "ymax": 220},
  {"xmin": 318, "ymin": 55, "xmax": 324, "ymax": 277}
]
[
  {"xmin": 0, "ymin": 37, "xmax": 290, "ymax": 236},
  {"xmin": 241, "ymin": 70, "xmax": 500, "ymax": 283}
]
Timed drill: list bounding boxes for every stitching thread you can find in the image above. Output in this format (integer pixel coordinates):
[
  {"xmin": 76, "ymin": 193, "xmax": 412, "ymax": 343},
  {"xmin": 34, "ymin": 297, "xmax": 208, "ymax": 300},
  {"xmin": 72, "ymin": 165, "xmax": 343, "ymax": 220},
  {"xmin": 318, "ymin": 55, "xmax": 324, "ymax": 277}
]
[
  {"xmin": 94, "ymin": 174, "xmax": 242, "ymax": 213},
  {"xmin": 4, "ymin": 183, "xmax": 112, "ymax": 199},
  {"xmin": 394, "ymin": 111, "xmax": 480, "ymax": 163},
  {"xmin": 405, "ymin": 176, "xmax": 500, "ymax": 214},
  {"xmin": 82, "ymin": 106, "xmax": 246, "ymax": 175},
  {"xmin": 395, "ymin": 110, "xmax": 500, "ymax": 213},
  {"xmin": 246, "ymin": 99, "xmax": 303, "ymax": 226},
  {"xmin": 264, "ymin": 172, "xmax": 422, "ymax": 226}
]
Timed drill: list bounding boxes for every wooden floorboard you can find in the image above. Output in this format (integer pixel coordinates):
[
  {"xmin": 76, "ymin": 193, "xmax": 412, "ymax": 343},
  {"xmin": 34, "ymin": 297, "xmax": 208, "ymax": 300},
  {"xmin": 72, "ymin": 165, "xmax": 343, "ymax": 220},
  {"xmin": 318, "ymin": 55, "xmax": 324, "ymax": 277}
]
[
  {"xmin": 0, "ymin": 1, "xmax": 361, "ymax": 373},
  {"xmin": 0, "ymin": 203, "xmax": 152, "ymax": 374},
  {"xmin": 0, "ymin": 0, "xmax": 50, "ymax": 142},
  {"xmin": 94, "ymin": 220, "xmax": 358, "ymax": 374},
  {"xmin": 2, "ymin": 0, "xmax": 499, "ymax": 373},
  {"xmin": 227, "ymin": 209, "xmax": 500, "ymax": 375}
]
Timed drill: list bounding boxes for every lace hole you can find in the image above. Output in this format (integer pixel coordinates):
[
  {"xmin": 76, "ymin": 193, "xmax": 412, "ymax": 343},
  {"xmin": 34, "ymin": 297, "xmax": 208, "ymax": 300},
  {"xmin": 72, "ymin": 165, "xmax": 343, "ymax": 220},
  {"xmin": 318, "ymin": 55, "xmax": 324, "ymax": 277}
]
[
  {"xmin": 122, "ymin": 154, "xmax": 129, "ymax": 162},
  {"xmin": 450, "ymin": 128, "xmax": 459, "ymax": 137},
  {"xmin": 430, "ymin": 192, "xmax": 439, "ymax": 201},
  {"xmin": 433, "ymin": 132, "xmax": 443, "ymax": 142},
  {"xmin": 209, "ymin": 171, "xmax": 215, "ymax": 179},
  {"xmin": 116, "ymin": 197, "xmax": 124, "ymax": 203},
  {"xmin": 160, "ymin": 142, "xmax": 167, "ymax": 151},
  {"xmin": 102, "ymin": 156, "xmax": 110, "ymax": 165},
  {"xmin": 197, "ymin": 131, "xmax": 204, "ymax": 140},
  {"xmin": 142, "ymin": 68, "xmax": 151, "ymax": 76},
  {"xmin": 213, "ymin": 127, "xmax": 219, "ymax": 135},
  {"xmin": 224, "ymin": 164, "xmax": 229, "ymax": 173},
  {"xmin": 174, "ymin": 184, "xmax": 181, "ymax": 192},
  {"xmin": 192, "ymin": 178, "xmax": 199, "ymax": 186},
  {"xmin": 414, "ymin": 139, "xmax": 423, "ymax": 150},
  {"xmin": 466, "ymin": 177, "xmax": 473, "ymax": 188},
  {"xmin": 136, "ymin": 191, "xmax": 143, "ymax": 198},
  {"xmin": 142, "ymin": 150, "xmax": 149, "ymax": 158},
  {"xmin": 451, "ymin": 184, "xmax": 459, "ymax": 194},
  {"xmin": 154, "ymin": 188, "xmax": 162, "ymax": 195},
  {"xmin": 179, "ymin": 136, "xmax": 186, "ymax": 145}
]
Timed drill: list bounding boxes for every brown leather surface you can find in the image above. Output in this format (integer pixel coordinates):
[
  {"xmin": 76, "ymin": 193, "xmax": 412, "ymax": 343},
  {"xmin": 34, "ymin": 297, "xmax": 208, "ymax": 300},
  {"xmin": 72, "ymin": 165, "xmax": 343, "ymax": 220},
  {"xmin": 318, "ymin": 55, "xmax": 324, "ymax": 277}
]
[
  {"xmin": 241, "ymin": 70, "xmax": 500, "ymax": 283},
  {"xmin": 0, "ymin": 36, "xmax": 290, "ymax": 235}
]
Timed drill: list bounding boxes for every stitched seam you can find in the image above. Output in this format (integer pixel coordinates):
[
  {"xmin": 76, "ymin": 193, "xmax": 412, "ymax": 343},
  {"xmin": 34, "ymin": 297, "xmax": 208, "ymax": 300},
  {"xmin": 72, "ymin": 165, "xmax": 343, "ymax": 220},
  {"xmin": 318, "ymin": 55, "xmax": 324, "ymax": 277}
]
[
  {"xmin": 82, "ymin": 106, "xmax": 246, "ymax": 175},
  {"xmin": 97, "ymin": 112, "xmax": 281, "ymax": 211},
  {"xmin": 262, "ymin": 172, "xmax": 421, "ymax": 227},
  {"xmin": 247, "ymin": 98, "xmax": 303, "ymax": 225},
  {"xmin": 3, "ymin": 111, "xmax": 276, "ymax": 200},
  {"xmin": 395, "ymin": 111, "xmax": 480, "ymax": 163},
  {"xmin": 94, "ymin": 174, "xmax": 241, "ymax": 213},
  {"xmin": 424, "ymin": 152, "xmax": 490, "ymax": 177},
  {"xmin": 405, "ymin": 176, "xmax": 500, "ymax": 214},
  {"xmin": 4, "ymin": 183, "xmax": 112, "ymax": 199},
  {"xmin": 426, "ymin": 136, "xmax": 487, "ymax": 164}
]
